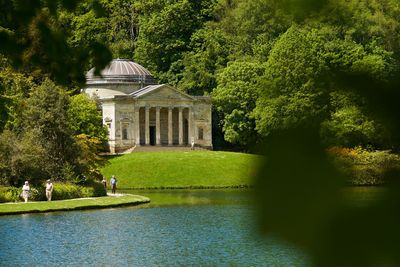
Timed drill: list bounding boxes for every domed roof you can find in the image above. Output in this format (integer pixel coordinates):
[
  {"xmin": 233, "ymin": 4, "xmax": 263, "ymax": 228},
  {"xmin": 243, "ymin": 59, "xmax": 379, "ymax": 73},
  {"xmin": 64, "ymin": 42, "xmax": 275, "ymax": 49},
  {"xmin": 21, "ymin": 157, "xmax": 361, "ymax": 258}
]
[{"xmin": 86, "ymin": 59, "xmax": 156, "ymax": 85}]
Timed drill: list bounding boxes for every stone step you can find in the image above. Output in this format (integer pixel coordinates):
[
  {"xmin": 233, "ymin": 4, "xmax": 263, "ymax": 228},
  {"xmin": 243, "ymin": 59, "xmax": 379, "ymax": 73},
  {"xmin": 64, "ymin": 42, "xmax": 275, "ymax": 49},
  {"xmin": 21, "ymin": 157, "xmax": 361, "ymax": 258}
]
[{"xmin": 123, "ymin": 145, "xmax": 209, "ymax": 153}]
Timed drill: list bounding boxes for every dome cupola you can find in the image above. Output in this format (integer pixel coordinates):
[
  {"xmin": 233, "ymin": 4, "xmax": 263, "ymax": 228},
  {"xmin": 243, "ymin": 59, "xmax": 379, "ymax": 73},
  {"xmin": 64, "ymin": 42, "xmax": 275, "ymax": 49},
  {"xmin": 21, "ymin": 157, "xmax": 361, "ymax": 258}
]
[{"xmin": 86, "ymin": 59, "xmax": 156, "ymax": 85}]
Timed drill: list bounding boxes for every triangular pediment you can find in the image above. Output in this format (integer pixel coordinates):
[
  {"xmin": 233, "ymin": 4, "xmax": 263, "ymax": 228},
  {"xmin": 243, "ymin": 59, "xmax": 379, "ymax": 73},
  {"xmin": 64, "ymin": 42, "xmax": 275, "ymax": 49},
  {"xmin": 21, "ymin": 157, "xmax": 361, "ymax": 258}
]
[{"xmin": 130, "ymin": 84, "xmax": 195, "ymax": 101}]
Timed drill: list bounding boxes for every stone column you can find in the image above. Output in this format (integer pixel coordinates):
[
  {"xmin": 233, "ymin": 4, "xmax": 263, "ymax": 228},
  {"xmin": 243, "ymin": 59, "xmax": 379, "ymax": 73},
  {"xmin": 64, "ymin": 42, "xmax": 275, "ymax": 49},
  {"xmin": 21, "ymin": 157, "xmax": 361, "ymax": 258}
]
[
  {"xmin": 145, "ymin": 106, "xmax": 150, "ymax": 145},
  {"xmin": 168, "ymin": 106, "xmax": 173, "ymax": 146},
  {"xmin": 119, "ymin": 120, "xmax": 122, "ymax": 141},
  {"xmin": 156, "ymin": 107, "xmax": 161, "ymax": 145},
  {"xmin": 134, "ymin": 106, "xmax": 140, "ymax": 146},
  {"xmin": 188, "ymin": 106, "xmax": 193, "ymax": 144},
  {"xmin": 178, "ymin": 107, "xmax": 183, "ymax": 145}
]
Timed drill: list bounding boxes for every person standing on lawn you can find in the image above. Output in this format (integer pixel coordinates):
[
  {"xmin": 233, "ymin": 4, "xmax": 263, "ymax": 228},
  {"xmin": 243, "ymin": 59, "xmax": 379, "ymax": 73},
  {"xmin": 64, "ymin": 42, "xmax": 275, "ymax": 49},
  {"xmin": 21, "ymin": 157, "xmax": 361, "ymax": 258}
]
[
  {"xmin": 21, "ymin": 181, "xmax": 30, "ymax": 203},
  {"xmin": 46, "ymin": 179, "xmax": 54, "ymax": 201},
  {"xmin": 110, "ymin": 175, "xmax": 117, "ymax": 194}
]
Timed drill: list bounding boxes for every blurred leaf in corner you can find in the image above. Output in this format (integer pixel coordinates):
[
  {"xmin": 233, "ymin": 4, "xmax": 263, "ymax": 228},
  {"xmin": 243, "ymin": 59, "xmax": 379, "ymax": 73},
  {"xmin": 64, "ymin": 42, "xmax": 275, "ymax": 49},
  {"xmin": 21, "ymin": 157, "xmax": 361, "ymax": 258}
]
[
  {"xmin": 255, "ymin": 126, "xmax": 345, "ymax": 254},
  {"xmin": 0, "ymin": 0, "xmax": 112, "ymax": 86}
]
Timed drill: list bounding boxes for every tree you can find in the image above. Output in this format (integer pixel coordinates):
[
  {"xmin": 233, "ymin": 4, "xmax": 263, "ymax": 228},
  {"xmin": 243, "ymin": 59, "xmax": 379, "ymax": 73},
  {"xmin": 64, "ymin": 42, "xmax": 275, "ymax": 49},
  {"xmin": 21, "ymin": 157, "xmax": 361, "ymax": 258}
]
[
  {"xmin": 178, "ymin": 28, "xmax": 232, "ymax": 95},
  {"xmin": 68, "ymin": 94, "xmax": 108, "ymax": 179},
  {"xmin": 0, "ymin": 129, "xmax": 46, "ymax": 186},
  {"xmin": 0, "ymin": 65, "xmax": 35, "ymax": 131},
  {"xmin": 134, "ymin": 0, "xmax": 217, "ymax": 84},
  {"xmin": 68, "ymin": 94, "xmax": 108, "ymax": 143},
  {"xmin": 212, "ymin": 61, "xmax": 265, "ymax": 148},
  {"xmin": 19, "ymin": 79, "xmax": 80, "ymax": 181},
  {"xmin": 253, "ymin": 1, "xmax": 400, "ymax": 266},
  {"xmin": 253, "ymin": 25, "xmax": 329, "ymax": 137},
  {"xmin": 67, "ymin": 0, "xmax": 139, "ymax": 59},
  {"xmin": 0, "ymin": 0, "xmax": 112, "ymax": 86}
]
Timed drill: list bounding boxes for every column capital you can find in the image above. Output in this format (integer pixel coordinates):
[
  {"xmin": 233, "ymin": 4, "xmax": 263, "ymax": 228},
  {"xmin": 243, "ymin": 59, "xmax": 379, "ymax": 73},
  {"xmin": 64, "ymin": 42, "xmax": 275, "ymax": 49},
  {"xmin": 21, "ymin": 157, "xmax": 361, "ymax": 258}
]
[
  {"xmin": 156, "ymin": 106, "xmax": 161, "ymax": 111},
  {"xmin": 168, "ymin": 106, "xmax": 173, "ymax": 111}
]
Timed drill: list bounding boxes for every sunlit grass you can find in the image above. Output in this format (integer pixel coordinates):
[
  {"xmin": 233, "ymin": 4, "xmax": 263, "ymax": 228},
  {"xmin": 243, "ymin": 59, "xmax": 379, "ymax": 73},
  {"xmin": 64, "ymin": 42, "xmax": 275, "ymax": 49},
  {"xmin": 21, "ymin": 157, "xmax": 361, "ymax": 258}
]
[
  {"xmin": 101, "ymin": 151, "xmax": 261, "ymax": 189},
  {"xmin": 0, "ymin": 194, "xmax": 149, "ymax": 215}
]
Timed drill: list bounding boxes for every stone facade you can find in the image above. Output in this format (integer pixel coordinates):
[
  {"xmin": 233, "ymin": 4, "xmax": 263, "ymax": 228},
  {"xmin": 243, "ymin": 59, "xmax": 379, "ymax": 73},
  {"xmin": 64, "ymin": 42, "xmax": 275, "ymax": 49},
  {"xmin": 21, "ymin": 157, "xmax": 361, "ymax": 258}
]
[{"xmin": 83, "ymin": 59, "xmax": 212, "ymax": 153}]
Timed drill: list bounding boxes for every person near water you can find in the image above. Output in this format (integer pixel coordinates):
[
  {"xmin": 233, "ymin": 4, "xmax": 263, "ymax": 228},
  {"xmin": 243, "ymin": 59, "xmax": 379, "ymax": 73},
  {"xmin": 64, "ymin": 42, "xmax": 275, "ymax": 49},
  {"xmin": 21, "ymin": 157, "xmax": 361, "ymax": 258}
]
[
  {"xmin": 110, "ymin": 175, "xmax": 117, "ymax": 194},
  {"xmin": 102, "ymin": 177, "xmax": 107, "ymax": 189},
  {"xmin": 45, "ymin": 179, "xmax": 54, "ymax": 201},
  {"xmin": 21, "ymin": 181, "xmax": 30, "ymax": 203}
]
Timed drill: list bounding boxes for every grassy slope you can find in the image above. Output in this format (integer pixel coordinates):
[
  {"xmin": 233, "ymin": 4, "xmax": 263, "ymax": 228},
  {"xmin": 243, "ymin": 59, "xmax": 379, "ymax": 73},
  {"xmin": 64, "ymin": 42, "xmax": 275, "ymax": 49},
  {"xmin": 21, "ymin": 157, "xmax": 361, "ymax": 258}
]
[
  {"xmin": 100, "ymin": 151, "xmax": 261, "ymax": 189},
  {"xmin": 0, "ymin": 195, "xmax": 150, "ymax": 216}
]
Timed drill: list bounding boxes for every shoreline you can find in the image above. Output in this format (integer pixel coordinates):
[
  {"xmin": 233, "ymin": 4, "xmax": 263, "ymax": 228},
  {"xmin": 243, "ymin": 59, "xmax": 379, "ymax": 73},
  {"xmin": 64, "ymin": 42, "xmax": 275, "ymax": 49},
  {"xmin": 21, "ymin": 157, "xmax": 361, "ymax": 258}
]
[
  {"xmin": 0, "ymin": 194, "xmax": 150, "ymax": 216},
  {"xmin": 118, "ymin": 185, "xmax": 252, "ymax": 190}
]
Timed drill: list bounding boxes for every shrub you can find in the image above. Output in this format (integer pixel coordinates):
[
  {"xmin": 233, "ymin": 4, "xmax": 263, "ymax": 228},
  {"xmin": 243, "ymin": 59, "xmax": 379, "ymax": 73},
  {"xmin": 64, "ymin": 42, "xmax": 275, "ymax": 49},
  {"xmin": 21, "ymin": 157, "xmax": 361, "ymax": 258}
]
[
  {"xmin": 0, "ymin": 187, "xmax": 20, "ymax": 203},
  {"xmin": 52, "ymin": 180, "xmax": 106, "ymax": 200},
  {"xmin": 0, "ymin": 180, "xmax": 106, "ymax": 203},
  {"xmin": 29, "ymin": 186, "xmax": 46, "ymax": 201},
  {"xmin": 328, "ymin": 147, "xmax": 400, "ymax": 185},
  {"xmin": 84, "ymin": 179, "xmax": 107, "ymax": 197},
  {"xmin": 52, "ymin": 183, "xmax": 83, "ymax": 200}
]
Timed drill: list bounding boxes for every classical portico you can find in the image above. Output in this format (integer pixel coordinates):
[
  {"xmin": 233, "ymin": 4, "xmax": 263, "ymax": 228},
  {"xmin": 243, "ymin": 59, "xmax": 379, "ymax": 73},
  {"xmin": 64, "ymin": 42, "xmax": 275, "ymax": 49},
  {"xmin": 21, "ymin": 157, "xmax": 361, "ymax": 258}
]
[
  {"xmin": 84, "ymin": 59, "xmax": 212, "ymax": 153},
  {"xmin": 136, "ymin": 105, "xmax": 191, "ymax": 146}
]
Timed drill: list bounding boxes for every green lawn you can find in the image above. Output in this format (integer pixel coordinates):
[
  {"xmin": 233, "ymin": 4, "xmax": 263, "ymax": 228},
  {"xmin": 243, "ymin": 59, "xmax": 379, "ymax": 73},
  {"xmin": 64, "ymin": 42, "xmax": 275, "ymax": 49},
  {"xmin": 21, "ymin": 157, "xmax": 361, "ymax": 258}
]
[
  {"xmin": 101, "ymin": 151, "xmax": 261, "ymax": 189},
  {"xmin": 0, "ymin": 194, "xmax": 150, "ymax": 216}
]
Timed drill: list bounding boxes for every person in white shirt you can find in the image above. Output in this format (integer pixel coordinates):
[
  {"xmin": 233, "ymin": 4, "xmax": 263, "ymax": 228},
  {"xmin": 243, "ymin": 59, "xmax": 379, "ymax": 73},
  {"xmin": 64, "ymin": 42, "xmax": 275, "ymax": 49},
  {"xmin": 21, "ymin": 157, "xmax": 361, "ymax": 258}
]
[
  {"xmin": 45, "ymin": 179, "xmax": 53, "ymax": 201},
  {"xmin": 110, "ymin": 175, "xmax": 117, "ymax": 194},
  {"xmin": 21, "ymin": 181, "xmax": 30, "ymax": 203}
]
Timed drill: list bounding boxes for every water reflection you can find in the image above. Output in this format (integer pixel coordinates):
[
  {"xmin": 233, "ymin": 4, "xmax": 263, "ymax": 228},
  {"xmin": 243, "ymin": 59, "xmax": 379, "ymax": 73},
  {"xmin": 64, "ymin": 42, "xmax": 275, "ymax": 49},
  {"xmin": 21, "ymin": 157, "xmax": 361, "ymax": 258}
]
[{"xmin": 0, "ymin": 190, "xmax": 308, "ymax": 266}]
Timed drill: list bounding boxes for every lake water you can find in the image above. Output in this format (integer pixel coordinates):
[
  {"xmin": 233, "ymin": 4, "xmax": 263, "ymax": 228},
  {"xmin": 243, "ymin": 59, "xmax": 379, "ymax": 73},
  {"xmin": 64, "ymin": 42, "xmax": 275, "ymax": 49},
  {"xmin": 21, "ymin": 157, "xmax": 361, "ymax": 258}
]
[{"xmin": 0, "ymin": 190, "xmax": 309, "ymax": 266}]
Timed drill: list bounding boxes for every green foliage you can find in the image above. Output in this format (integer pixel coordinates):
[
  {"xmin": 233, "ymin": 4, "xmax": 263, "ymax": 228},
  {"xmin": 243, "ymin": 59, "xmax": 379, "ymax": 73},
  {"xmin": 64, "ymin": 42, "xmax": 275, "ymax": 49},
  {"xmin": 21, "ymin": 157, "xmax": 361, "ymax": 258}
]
[
  {"xmin": 19, "ymin": 79, "xmax": 80, "ymax": 181},
  {"xmin": 0, "ymin": 67, "xmax": 35, "ymax": 131},
  {"xmin": 134, "ymin": 0, "xmax": 217, "ymax": 83},
  {"xmin": 321, "ymin": 105, "xmax": 380, "ymax": 147},
  {"xmin": 75, "ymin": 134, "xmax": 108, "ymax": 178},
  {"xmin": 0, "ymin": 79, "xmax": 107, "ymax": 186},
  {"xmin": 0, "ymin": 129, "xmax": 46, "ymax": 186},
  {"xmin": 0, "ymin": 0, "xmax": 112, "ymax": 86},
  {"xmin": 212, "ymin": 61, "xmax": 265, "ymax": 147},
  {"xmin": 50, "ymin": 181, "xmax": 106, "ymax": 200},
  {"xmin": 68, "ymin": 94, "xmax": 108, "ymax": 143},
  {"xmin": 254, "ymin": 26, "xmax": 329, "ymax": 136},
  {"xmin": 52, "ymin": 183, "xmax": 86, "ymax": 200},
  {"xmin": 252, "ymin": 1, "xmax": 400, "ymax": 267},
  {"xmin": 329, "ymin": 147, "xmax": 400, "ymax": 185},
  {"xmin": 0, "ymin": 187, "xmax": 20, "ymax": 203},
  {"xmin": 179, "ymin": 28, "xmax": 232, "ymax": 95},
  {"xmin": 67, "ymin": 0, "xmax": 138, "ymax": 59},
  {"xmin": 0, "ymin": 181, "xmax": 106, "ymax": 203}
]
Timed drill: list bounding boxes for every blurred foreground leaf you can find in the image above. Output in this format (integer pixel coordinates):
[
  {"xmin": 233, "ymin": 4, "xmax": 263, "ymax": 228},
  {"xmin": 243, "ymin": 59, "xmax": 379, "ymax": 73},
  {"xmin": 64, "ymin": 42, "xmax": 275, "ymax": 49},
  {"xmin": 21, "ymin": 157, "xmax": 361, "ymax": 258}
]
[
  {"xmin": 256, "ymin": 126, "xmax": 400, "ymax": 266},
  {"xmin": 0, "ymin": 0, "xmax": 112, "ymax": 86}
]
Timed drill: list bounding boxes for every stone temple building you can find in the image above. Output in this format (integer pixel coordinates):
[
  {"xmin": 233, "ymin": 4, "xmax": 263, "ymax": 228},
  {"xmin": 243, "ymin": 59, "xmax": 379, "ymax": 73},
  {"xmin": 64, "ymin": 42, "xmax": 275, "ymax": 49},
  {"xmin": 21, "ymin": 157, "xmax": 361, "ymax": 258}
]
[{"xmin": 83, "ymin": 59, "xmax": 212, "ymax": 153}]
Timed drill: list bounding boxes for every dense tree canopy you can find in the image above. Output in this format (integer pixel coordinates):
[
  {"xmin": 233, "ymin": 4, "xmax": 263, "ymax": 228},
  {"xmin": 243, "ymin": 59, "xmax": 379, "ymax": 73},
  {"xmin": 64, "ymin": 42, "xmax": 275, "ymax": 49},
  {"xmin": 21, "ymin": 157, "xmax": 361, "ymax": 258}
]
[
  {"xmin": 0, "ymin": 0, "xmax": 112, "ymax": 86},
  {"xmin": 213, "ymin": 61, "xmax": 265, "ymax": 147}
]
